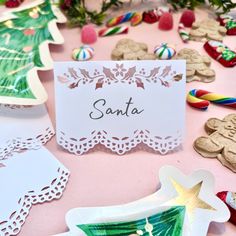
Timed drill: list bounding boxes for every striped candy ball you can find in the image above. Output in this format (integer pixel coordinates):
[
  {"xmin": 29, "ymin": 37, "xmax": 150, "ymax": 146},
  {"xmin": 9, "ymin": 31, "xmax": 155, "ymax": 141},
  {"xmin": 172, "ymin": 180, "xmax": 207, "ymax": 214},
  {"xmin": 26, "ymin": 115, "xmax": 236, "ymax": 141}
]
[
  {"xmin": 154, "ymin": 43, "xmax": 176, "ymax": 60},
  {"xmin": 72, "ymin": 45, "xmax": 94, "ymax": 61}
]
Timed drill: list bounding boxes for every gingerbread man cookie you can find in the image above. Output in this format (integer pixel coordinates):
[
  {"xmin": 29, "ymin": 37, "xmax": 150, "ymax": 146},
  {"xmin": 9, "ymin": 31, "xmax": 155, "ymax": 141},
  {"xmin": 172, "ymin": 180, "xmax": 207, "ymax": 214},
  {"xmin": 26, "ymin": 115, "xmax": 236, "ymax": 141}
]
[
  {"xmin": 175, "ymin": 48, "xmax": 215, "ymax": 83},
  {"xmin": 194, "ymin": 114, "xmax": 236, "ymax": 172},
  {"xmin": 111, "ymin": 38, "xmax": 156, "ymax": 60},
  {"xmin": 190, "ymin": 19, "xmax": 227, "ymax": 42}
]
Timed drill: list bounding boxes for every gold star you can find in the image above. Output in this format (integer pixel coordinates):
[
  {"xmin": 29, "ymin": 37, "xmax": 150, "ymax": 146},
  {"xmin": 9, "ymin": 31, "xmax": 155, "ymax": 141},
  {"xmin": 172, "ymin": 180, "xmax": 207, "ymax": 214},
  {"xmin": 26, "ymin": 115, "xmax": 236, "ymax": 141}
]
[
  {"xmin": 168, "ymin": 179, "xmax": 215, "ymax": 222},
  {"xmin": 4, "ymin": 20, "xmax": 13, "ymax": 28}
]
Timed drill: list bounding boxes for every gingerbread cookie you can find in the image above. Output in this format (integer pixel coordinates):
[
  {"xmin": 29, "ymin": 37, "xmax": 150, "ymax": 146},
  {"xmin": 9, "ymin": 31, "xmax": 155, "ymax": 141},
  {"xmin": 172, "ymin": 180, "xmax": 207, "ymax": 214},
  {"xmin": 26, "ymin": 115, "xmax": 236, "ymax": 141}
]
[
  {"xmin": 190, "ymin": 19, "xmax": 227, "ymax": 42},
  {"xmin": 111, "ymin": 38, "xmax": 156, "ymax": 60},
  {"xmin": 194, "ymin": 114, "xmax": 236, "ymax": 172},
  {"xmin": 175, "ymin": 48, "xmax": 215, "ymax": 83}
]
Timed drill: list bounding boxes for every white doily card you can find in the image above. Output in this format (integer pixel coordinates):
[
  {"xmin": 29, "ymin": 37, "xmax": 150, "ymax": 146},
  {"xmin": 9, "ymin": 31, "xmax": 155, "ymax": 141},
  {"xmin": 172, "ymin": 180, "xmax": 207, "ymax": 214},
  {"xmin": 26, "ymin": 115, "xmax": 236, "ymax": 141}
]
[
  {"xmin": 0, "ymin": 104, "xmax": 54, "ymax": 159},
  {"xmin": 0, "ymin": 147, "xmax": 70, "ymax": 236},
  {"xmin": 54, "ymin": 60, "xmax": 186, "ymax": 155}
]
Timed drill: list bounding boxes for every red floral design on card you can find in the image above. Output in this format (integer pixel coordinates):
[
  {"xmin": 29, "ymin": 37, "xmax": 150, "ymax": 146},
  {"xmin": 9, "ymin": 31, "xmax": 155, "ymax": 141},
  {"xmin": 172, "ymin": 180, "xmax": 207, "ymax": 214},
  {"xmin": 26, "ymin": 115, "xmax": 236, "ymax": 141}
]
[{"xmin": 58, "ymin": 63, "xmax": 182, "ymax": 90}]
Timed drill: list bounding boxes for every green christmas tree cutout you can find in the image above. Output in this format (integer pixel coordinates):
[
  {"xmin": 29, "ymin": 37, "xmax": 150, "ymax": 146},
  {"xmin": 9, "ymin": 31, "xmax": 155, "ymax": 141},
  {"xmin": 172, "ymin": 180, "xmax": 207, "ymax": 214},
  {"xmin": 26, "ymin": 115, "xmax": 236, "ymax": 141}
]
[
  {"xmin": 77, "ymin": 206, "xmax": 185, "ymax": 236},
  {"xmin": 0, "ymin": 0, "xmax": 65, "ymax": 105}
]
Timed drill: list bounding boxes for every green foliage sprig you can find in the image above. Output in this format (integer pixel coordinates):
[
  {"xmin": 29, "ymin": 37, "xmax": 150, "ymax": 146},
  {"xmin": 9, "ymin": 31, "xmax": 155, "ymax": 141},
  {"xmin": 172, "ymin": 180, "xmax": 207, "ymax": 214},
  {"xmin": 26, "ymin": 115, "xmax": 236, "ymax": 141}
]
[
  {"xmin": 167, "ymin": 0, "xmax": 236, "ymax": 14},
  {"xmin": 59, "ymin": 0, "xmax": 123, "ymax": 28}
]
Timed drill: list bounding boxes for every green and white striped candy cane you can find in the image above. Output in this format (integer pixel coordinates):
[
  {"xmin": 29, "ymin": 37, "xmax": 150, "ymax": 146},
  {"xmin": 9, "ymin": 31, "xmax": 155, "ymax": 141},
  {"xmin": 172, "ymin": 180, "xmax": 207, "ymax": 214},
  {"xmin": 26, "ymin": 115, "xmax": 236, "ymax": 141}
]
[{"xmin": 98, "ymin": 26, "xmax": 129, "ymax": 37}]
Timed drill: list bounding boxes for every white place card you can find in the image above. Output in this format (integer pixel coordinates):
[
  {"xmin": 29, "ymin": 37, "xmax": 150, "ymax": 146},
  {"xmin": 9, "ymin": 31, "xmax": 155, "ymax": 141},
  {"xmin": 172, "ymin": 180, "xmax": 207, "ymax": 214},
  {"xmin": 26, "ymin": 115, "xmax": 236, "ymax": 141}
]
[
  {"xmin": 0, "ymin": 147, "xmax": 69, "ymax": 236},
  {"xmin": 0, "ymin": 104, "xmax": 54, "ymax": 159},
  {"xmin": 54, "ymin": 60, "xmax": 186, "ymax": 155}
]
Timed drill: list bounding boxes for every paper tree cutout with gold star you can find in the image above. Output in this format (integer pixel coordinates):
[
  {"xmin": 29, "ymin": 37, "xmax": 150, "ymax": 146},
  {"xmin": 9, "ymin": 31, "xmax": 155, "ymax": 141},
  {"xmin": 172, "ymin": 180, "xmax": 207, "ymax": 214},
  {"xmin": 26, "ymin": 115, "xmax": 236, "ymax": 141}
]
[
  {"xmin": 55, "ymin": 166, "xmax": 230, "ymax": 236},
  {"xmin": 76, "ymin": 206, "xmax": 185, "ymax": 236},
  {"xmin": 157, "ymin": 166, "xmax": 230, "ymax": 236},
  {"xmin": 168, "ymin": 179, "xmax": 215, "ymax": 223},
  {"xmin": 0, "ymin": 0, "xmax": 65, "ymax": 105}
]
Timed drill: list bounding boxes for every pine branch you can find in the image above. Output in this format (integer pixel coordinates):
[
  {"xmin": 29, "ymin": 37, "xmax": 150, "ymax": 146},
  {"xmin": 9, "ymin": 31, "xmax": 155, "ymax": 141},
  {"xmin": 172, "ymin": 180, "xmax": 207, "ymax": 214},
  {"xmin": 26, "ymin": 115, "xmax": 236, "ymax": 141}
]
[
  {"xmin": 60, "ymin": 0, "xmax": 123, "ymax": 27},
  {"xmin": 167, "ymin": 0, "xmax": 236, "ymax": 14}
]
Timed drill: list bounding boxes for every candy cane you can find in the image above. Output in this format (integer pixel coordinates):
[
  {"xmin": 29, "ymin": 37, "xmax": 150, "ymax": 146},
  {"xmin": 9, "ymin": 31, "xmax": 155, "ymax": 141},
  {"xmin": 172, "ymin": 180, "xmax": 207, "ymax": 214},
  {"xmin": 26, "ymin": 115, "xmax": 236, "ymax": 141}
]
[
  {"xmin": 98, "ymin": 26, "xmax": 129, "ymax": 37},
  {"xmin": 187, "ymin": 89, "xmax": 236, "ymax": 110},
  {"xmin": 130, "ymin": 12, "xmax": 143, "ymax": 26},
  {"xmin": 2, "ymin": 33, "xmax": 11, "ymax": 45},
  {"xmin": 178, "ymin": 23, "xmax": 189, "ymax": 43},
  {"xmin": 106, "ymin": 12, "xmax": 135, "ymax": 27}
]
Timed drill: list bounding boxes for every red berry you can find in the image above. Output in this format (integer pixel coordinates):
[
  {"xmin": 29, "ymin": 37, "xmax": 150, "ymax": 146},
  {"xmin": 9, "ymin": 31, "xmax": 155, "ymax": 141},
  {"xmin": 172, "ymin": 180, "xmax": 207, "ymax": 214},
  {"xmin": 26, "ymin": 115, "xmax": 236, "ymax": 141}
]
[
  {"xmin": 60, "ymin": 0, "xmax": 72, "ymax": 10},
  {"xmin": 158, "ymin": 13, "xmax": 173, "ymax": 30},
  {"xmin": 180, "ymin": 10, "xmax": 195, "ymax": 27},
  {"xmin": 143, "ymin": 10, "xmax": 159, "ymax": 24},
  {"xmin": 5, "ymin": 0, "xmax": 22, "ymax": 8},
  {"xmin": 23, "ymin": 29, "xmax": 35, "ymax": 36}
]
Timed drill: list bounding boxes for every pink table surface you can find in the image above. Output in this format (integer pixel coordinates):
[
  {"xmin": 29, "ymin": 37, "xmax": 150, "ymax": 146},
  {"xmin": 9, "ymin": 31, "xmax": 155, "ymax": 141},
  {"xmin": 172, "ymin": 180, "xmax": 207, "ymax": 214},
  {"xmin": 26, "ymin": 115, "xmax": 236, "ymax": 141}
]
[{"xmin": 1, "ymin": 1, "xmax": 236, "ymax": 235}]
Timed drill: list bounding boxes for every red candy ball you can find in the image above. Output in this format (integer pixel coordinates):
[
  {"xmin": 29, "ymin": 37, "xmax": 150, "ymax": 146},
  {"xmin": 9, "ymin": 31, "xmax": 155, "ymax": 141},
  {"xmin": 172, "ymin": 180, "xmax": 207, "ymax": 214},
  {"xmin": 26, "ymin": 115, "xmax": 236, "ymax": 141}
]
[
  {"xmin": 158, "ymin": 13, "xmax": 173, "ymax": 30},
  {"xmin": 81, "ymin": 24, "xmax": 97, "ymax": 44},
  {"xmin": 180, "ymin": 10, "xmax": 195, "ymax": 27}
]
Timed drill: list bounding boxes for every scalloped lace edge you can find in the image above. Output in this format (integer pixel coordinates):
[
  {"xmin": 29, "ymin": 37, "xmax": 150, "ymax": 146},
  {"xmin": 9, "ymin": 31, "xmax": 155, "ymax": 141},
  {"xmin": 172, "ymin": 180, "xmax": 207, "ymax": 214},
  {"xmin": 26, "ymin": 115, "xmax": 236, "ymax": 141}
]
[
  {"xmin": 0, "ymin": 127, "xmax": 55, "ymax": 160},
  {"xmin": 0, "ymin": 167, "xmax": 70, "ymax": 236},
  {"xmin": 58, "ymin": 130, "xmax": 182, "ymax": 155}
]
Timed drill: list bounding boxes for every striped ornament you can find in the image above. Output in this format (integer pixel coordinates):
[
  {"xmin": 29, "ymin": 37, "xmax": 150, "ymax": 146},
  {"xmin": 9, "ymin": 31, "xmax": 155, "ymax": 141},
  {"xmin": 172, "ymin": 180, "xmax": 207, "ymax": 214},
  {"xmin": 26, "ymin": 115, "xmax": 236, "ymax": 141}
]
[
  {"xmin": 187, "ymin": 89, "xmax": 236, "ymax": 110},
  {"xmin": 72, "ymin": 45, "xmax": 94, "ymax": 61},
  {"xmin": 154, "ymin": 43, "xmax": 176, "ymax": 59},
  {"xmin": 98, "ymin": 26, "xmax": 129, "ymax": 37}
]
